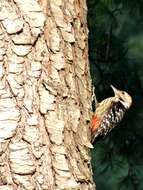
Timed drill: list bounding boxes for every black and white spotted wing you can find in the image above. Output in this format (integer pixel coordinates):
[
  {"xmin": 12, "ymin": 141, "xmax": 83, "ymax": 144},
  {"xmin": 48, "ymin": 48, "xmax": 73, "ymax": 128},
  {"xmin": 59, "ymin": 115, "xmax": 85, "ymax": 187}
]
[{"xmin": 99, "ymin": 101, "xmax": 126, "ymax": 136}]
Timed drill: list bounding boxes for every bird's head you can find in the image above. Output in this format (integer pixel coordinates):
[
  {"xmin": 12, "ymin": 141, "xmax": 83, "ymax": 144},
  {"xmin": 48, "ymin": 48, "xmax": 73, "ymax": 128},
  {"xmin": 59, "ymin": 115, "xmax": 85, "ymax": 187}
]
[{"xmin": 110, "ymin": 85, "xmax": 132, "ymax": 109}]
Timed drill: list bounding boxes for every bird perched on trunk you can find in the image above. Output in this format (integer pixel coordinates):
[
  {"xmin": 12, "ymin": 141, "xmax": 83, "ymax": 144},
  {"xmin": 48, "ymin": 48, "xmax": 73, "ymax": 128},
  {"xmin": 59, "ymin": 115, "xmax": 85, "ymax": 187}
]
[{"xmin": 91, "ymin": 85, "xmax": 132, "ymax": 143}]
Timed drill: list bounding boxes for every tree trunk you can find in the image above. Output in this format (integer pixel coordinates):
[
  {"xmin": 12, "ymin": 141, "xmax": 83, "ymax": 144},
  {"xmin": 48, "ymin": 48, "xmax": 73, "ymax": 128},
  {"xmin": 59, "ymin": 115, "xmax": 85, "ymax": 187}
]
[{"xmin": 0, "ymin": 0, "xmax": 95, "ymax": 189}]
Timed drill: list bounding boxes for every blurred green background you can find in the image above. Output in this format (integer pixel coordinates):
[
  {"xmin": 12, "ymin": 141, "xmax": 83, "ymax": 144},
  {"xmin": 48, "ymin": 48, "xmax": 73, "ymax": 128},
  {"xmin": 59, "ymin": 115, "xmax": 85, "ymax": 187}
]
[{"xmin": 87, "ymin": 0, "xmax": 143, "ymax": 190}]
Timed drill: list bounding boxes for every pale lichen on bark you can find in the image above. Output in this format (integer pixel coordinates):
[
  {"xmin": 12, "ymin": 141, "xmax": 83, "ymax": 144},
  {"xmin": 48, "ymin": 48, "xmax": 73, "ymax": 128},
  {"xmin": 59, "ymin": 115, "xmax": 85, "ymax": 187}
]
[{"xmin": 0, "ymin": 0, "xmax": 95, "ymax": 189}]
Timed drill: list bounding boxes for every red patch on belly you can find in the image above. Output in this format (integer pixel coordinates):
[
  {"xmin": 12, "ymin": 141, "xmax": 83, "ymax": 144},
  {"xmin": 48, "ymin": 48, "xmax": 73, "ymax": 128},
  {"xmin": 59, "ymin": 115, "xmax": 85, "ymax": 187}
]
[{"xmin": 91, "ymin": 115, "xmax": 101, "ymax": 133}]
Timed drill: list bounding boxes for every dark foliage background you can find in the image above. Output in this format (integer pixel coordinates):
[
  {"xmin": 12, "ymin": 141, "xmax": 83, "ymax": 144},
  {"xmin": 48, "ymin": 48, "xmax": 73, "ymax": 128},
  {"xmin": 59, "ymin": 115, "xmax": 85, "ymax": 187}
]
[{"xmin": 87, "ymin": 0, "xmax": 143, "ymax": 190}]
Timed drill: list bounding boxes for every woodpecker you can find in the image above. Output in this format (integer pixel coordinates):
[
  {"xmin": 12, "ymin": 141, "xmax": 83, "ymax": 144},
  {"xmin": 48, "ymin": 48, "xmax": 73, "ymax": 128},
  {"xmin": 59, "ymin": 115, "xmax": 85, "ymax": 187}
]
[{"xmin": 91, "ymin": 85, "xmax": 132, "ymax": 143}]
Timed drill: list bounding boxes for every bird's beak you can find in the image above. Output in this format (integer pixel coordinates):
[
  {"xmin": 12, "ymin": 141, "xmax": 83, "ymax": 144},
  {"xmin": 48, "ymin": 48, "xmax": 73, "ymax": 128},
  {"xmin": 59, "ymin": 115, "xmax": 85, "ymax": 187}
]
[{"xmin": 110, "ymin": 85, "xmax": 118, "ymax": 94}]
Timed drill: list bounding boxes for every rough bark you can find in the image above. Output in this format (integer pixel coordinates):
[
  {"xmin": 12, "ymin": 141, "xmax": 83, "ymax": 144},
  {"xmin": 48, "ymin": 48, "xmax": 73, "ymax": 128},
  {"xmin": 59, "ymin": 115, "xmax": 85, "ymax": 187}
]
[{"xmin": 0, "ymin": 0, "xmax": 95, "ymax": 189}]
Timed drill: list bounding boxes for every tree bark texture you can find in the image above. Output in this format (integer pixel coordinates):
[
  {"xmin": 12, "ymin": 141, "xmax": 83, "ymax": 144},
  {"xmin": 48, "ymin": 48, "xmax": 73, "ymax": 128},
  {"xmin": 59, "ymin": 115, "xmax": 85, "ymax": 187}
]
[{"xmin": 0, "ymin": 0, "xmax": 95, "ymax": 189}]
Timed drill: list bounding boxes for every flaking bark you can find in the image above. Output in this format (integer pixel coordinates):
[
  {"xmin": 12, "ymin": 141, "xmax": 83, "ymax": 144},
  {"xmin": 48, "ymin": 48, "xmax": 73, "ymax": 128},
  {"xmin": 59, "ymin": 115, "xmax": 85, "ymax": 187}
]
[{"xmin": 0, "ymin": 0, "xmax": 95, "ymax": 189}]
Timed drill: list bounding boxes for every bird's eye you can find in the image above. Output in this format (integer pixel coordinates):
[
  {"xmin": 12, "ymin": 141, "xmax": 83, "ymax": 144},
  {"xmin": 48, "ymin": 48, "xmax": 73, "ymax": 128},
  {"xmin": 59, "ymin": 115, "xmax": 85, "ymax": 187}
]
[{"xmin": 121, "ymin": 91, "xmax": 125, "ymax": 95}]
